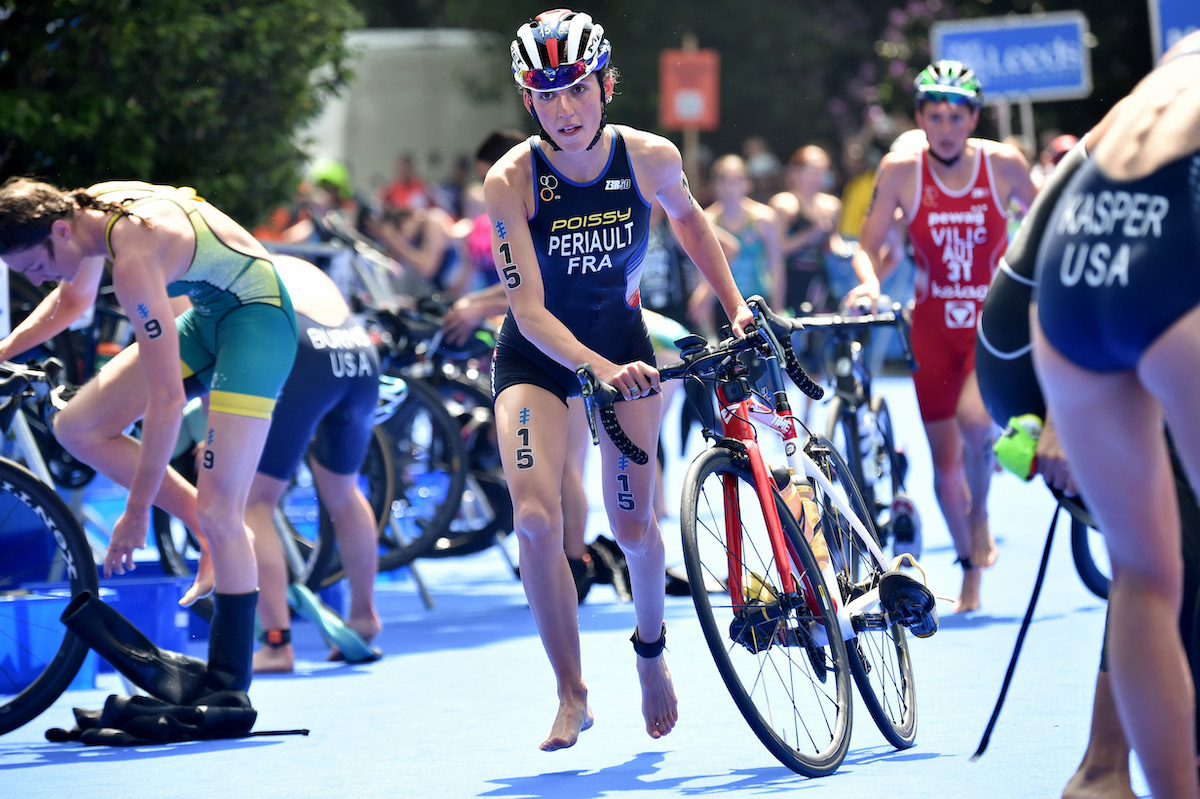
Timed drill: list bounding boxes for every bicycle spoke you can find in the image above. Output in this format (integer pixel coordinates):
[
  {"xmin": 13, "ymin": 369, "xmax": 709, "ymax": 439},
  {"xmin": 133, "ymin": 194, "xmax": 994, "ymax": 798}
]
[
  {"xmin": 810, "ymin": 436, "xmax": 918, "ymax": 749},
  {"xmin": 681, "ymin": 447, "xmax": 852, "ymax": 776}
]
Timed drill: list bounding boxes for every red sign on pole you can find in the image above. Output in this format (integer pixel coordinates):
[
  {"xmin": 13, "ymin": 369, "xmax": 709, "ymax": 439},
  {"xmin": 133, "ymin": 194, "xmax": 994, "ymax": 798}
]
[{"xmin": 659, "ymin": 48, "xmax": 720, "ymax": 131}]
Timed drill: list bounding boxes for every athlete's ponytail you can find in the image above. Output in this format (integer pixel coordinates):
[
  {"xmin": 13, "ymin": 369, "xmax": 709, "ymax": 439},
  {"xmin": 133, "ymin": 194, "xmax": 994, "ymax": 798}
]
[{"xmin": 0, "ymin": 177, "xmax": 142, "ymax": 254}]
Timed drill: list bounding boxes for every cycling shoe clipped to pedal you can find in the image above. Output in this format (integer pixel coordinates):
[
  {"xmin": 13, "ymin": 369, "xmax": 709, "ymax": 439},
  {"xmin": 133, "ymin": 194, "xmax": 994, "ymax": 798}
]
[
  {"xmin": 877, "ymin": 570, "xmax": 938, "ymax": 638},
  {"xmin": 729, "ymin": 573, "xmax": 784, "ymax": 654}
]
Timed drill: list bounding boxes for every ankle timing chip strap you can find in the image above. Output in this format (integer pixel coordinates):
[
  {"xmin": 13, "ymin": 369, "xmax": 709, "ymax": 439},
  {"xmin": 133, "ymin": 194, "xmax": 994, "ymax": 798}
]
[
  {"xmin": 260, "ymin": 628, "xmax": 291, "ymax": 648},
  {"xmin": 630, "ymin": 623, "xmax": 666, "ymax": 658}
]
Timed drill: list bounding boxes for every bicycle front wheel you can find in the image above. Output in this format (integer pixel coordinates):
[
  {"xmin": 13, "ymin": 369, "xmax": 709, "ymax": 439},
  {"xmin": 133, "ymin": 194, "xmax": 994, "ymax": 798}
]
[
  {"xmin": 867, "ymin": 395, "xmax": 906, "ymax": 518},
  {"xmin": 0, "ymin": 457, "xmax": 99, "ymax": 736},
  {"xmin": 825, "ymin": 395, "xmax": 906, "ymax": 538},
  {"xmin": 809, "ymin": 435, "xmax": 917, "ymax": 749},
  {"xmin": 680, "ymin": 446, "xmax": 853, "ymax": 777}
]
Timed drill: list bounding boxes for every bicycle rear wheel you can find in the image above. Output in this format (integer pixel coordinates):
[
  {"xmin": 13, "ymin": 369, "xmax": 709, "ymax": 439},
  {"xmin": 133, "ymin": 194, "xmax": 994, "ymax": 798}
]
[
  {"xmin": 0, "ymin": 457, "xmax": 99, "ymax": 736},
  {"xmin": 680, "ymin": 445, "xmax": 853, "ymax": 777},
  {"xmin": 808, "ymin": 435, "xmax": 917, "ymax": 749},
  {"xmin": 376, "ymin": 374, "xmax": 467, "ymax": 570},
  {"xmin": 416, "ymin": 364, "xmax": 513, "ymax": 558}
]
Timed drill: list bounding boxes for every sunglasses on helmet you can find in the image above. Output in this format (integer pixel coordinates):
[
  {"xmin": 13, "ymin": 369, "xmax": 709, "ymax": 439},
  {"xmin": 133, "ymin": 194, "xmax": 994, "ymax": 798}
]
[
  {"xmin": 916, "ymin": 87, "xmax": 979, "ymax": 107},
  {"xmin": 517, "ymin": 59, "xmax": 594, "ymax": 92}
]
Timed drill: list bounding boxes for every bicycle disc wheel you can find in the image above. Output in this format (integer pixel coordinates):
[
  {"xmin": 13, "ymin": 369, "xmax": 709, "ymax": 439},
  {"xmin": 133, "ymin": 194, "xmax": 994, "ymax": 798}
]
[
  {"xmin": 377, "ymin": 374, "xmax": 467, "ymax": 571},
  {"xmin": 0, "ymin": 457, "xmax": 99, "ymax": 736},
  {"xmin": 680, "ymin": 445, "xmax": 853, "ymax": 777},
  {"xmin": 1069, "ymin": 514, "xmax": 1110, "ymax": 600},
  {"xmin": 809, "ymin": 435, "xmax": 917, "ymax": 748}
]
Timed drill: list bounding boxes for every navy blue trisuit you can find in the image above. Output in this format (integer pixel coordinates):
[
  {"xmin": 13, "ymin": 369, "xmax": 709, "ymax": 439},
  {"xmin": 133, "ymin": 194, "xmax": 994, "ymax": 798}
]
[
  {"xmin": 491, "ymin": 126, "xmax": 654, "ymax": 404},
  {"xmin": 1033, "ymin": 149, "xmax": 1200, "ymax": 372}
]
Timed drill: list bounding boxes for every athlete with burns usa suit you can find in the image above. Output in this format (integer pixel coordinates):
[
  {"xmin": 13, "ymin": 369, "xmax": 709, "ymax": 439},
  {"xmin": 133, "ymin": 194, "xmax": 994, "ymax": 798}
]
[
  {"xmin": 485, "ymin": 9, "xmax": 753, "ymax": 752},
  {"xmin": 846, "ymin": 61, "xmax": 1038, "ymax": 613}
]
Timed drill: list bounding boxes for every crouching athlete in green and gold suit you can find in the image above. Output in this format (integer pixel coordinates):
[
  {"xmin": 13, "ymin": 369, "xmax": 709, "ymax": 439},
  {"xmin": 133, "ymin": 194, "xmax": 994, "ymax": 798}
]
[{"xmin": 0, "ymin": 178, "xmax": 299, "ymax": 739}]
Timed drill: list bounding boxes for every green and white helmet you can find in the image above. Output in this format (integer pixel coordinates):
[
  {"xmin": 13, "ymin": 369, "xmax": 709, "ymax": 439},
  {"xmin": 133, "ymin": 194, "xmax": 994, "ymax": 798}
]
[{"xmin": 913, "ymin": 60, "xmax": 983, "ymax": 110}]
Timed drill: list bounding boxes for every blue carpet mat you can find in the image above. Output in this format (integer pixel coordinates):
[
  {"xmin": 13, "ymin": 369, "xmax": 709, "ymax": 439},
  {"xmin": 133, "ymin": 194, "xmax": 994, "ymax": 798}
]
[{"xmin": 0, "ymin": 375, "xmax": 1146, "ymax": 798}]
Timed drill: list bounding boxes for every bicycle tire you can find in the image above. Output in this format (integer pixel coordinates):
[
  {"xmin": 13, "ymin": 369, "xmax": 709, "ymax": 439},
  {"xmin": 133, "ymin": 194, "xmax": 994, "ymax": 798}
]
[
  {"xmin": 304, "ymin": 425, "xmax": 396, "ymax": 591},
  {"xmin": 868, "ymin": 395, "xmax": 906, "ymax": 513},
  {"xmin": 680, "ymin": 445, "xmax": 853, "ymax": 777},
  {"xmin": 1069, "ymin": 514, "xmax": 1110, "ymax": 600},
  {"xmin": 808, "ymin": 435, "xmax": 918, "ymax": 749},
  {"xmin": 0, "ymin": 456, "xmax": 99, "ymax": 736},
  {"xmin": 415, "ymin": 365, "xmax": 513, "ymax": 559},
  {"xmin": 825, "ymin": 400, "xmax": 868, "ymax": 571},
  {"xmin": 826, "ymin": 396, "xmax": 906, "ymax": 553},
  {"xmin": 375, "ymin": 373, "xmax": 467, "ymax": 571}
]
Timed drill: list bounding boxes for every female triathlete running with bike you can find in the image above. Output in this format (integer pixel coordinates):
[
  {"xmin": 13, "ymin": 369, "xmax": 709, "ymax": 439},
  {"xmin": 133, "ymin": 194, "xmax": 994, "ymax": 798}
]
[{"xmin": 486, "ymin": 9, "xmax": 752, "ymax": 751}]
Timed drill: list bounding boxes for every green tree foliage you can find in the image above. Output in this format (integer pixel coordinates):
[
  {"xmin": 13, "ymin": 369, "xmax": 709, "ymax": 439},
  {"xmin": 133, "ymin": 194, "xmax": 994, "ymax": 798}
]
[{"xmin": 0, "ymin": 0, "xmax": 362, "ymax": 225}]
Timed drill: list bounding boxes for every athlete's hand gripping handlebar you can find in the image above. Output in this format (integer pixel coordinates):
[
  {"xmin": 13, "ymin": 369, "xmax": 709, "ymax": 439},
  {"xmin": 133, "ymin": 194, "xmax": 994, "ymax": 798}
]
[
  {"xmin": 575, "ymin": 363, "xmax": 650, "ymax": 465},
  {"xmin": 575, "ymin": 297, "xmax": 828, "ymax": 459}
]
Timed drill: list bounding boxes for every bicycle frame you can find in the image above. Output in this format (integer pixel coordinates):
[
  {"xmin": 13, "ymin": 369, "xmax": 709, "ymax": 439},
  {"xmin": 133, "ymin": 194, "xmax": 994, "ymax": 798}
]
[
  {"xmin": 712, "ymin": 367, "xmax": 885, "ymax": 645},
  {"xmin": 577, "ymin": 296, "xmax": 896, "ymax": 644}
]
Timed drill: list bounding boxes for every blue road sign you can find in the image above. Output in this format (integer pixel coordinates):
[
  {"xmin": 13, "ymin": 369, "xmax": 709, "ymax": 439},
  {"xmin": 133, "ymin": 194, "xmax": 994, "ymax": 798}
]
[
  {"xmin": 1150, "ymin": 0, "xmax": 1200, "ymax": 62},
  {"xmin": 931, "ymin": 12, "xmax": 1092, "ymax": 102}
]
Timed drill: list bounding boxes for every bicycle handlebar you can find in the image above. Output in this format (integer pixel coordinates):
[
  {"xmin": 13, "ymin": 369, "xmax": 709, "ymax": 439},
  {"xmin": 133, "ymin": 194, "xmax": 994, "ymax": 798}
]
[
  {"xmin": 575, "ymin": 296, "xmax": 824, "ymax": 462},
  {"xmin": 0, "ymin": 358, "xmax": 70, "ymax": 435},
  {"xmin": 790, "ymin": 302, "xmax": 918, "ymax": 373}
]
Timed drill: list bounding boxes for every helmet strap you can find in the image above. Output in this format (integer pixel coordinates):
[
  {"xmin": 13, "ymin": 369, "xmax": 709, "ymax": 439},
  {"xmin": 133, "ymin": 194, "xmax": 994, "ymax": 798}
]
[
  {"xmin": 528, "ymin": 92, "xmax": 608, "ymax": 153},
  {"xmin": 538, "ymin": 126, "xmax": 563, "ymax": 152},
  {"xmin": 523, "ymin": 82, "xmax": 604, "ymax": 152},
  {"xmin": 586, "ymin": 105, "xmax": 608, "ymax": 151}
]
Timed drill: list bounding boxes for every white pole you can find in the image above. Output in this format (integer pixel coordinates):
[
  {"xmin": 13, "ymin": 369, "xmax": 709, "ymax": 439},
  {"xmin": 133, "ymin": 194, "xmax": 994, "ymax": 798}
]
[
  {"xmin": 1019, "ymin": 97, "xmax": 1036, "ymax": 160},
  {"xmin": 994, "ymin": 101, "xmax": 1013, "ymax": 142}
]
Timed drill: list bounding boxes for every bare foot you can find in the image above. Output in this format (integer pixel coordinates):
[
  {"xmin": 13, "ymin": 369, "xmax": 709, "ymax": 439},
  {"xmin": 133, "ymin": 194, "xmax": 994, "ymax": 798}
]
[
  {"xmin": 539, "ymin": 692, "xmax": 593, "ymax": 751},
  {"xmin": 953, "ymin": 567, "xmax": 982, "ymax": 613},
  {"xmin": 1061, "ymin": 766, "xmax": 1137, "ymax": 799},
  {"xmin": 347, "ymin": 613, "xmax": 382, "ymax": 643},
  {"xmin": 636, "ymin": 654, "xmax": 679, "ymax": 739},
  {"xmin": 180, "ymin": 554, "xmax": 214, "ymax": 608},
  {"xmin": 253, "ymin": 644, "xmax": 295, "ymax": 674},
  {"xmin": 970, "ymin": 521, "xmax": 998, "ymax": 569}
]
